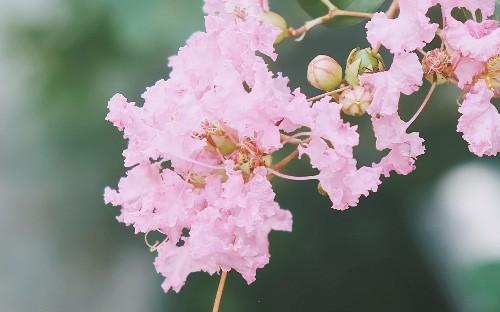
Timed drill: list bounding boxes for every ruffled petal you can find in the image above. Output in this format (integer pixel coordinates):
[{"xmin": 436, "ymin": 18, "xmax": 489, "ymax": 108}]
[
  {"xmin": 366, "ymin": 0, "xmax": 438, "ymax": 54},
  {"xmin": 457, "ymin": 80, "xmax": 500, "ymax": 156}
]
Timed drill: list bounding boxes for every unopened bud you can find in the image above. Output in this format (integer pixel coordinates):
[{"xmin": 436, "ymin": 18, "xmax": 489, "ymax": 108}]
[
  {"xmin": 260, "ymin": 11, "xmax": 289, "ymax": 44},
  {"xmin": 307, "ymin": 55, "xmax": 343, "ymax": 91},
  {"xmin": 345, "ymin": 48, "xmax": 385, "ymax": 86},
  {"xmin": 339, "ymin": 86, "xmax": 372, "ymax": 116},
  {"xmin": 422, "ymin": 49, "xmax": 452, "ymax": 85}
]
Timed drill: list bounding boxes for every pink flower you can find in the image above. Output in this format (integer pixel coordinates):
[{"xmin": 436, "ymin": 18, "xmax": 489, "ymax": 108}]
[
  {"xmin": 105, "ymin": 0, "xmax": 308, "ymax": 293},
  {"xmin": 360, "ymin": 53, "xmax": 423, "ymax": 117},
  {"xmin": 372, "ymin": 115, "xmax": 426, "ymax": 176},
  {"xmin": 104, "ymin": 163, "xmax": 204, "ymax": 241},
  {"xmin": 299, "ymin": 99, "xmax": 382, "ymax": 210},
  {"xmin": 445, "ymin": 19, "xmax": 500, "ymax": 62},
  {"xmin": 452, "ymin": 54, "xmax": 485, "ymax": 88},
  {"xmin": 154, "ymin": 168, "xmax": 292, "ymax": 293},
  {"xmin": 457, "ymin": 80, "xmax": 500, "ymax": 157},
  {"xmin": 366, "ymin": 0, "xmax": 438, "ymax": 54}
]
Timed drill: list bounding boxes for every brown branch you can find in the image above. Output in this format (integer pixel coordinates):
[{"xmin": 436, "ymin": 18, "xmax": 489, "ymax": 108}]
[
  {"xmin": 288, "ymin": 9, "xmax": 373, "ymax": 38},
  {"xmin": 212, "ymin": 271, "xmax": 228, "ymax": 312},
  {"xmin": 272, "ymin": 149, "xmax": 300, "ymax": 172},
  {"xmin": 307, "ymin": 86, "xmax": 350, "ymax": 102}
]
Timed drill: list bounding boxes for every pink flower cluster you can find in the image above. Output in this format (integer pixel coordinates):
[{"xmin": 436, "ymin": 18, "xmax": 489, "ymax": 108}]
[
  {"xmin": 105, "ymin": 0, "xmax": 499, "ymax": 294},
  {"xmin": 366, "ymin": 0, "xmax": 500, "ymax": 156}
]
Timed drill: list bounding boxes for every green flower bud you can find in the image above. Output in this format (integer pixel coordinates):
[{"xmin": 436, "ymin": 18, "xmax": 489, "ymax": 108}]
[
  {"xmin": 345, "ymin": 48, "xmax": 385, "ymax": 86},
  {"xmin": 339, "ymin": 86, "xmax": 372, "ymax": 117},
  {"xmin": 260, "ymin": 11, "xmax": 289, "ymax": 44},
  {"xmin": 307, "ymin": 55, "xmax": 343, "ymax": 91}
]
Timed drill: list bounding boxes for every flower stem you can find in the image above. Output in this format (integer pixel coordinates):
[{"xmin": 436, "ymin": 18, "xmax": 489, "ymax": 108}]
[
  {"xmin": 273, "ymin": 149, "xmax": 300, "ymax": 171},
  {"xmin": 267, "ymin": 167, "xmax": 320, "ymax": 181},
  {"xmin": 307, "ymin": 86, "xmax": 350, "ymax": 102},
  {"xmin": 212, "ymin": 271, "xmax": 228, "ymax": 312},
  {"xmin": 406, "ymin": 82, "xmax": 437, "ymax": 128},
  {"xmin": 280, "ymin": 132, "xmax": 311, "ymax": 145},
  {"xmin": 288, "ymin": 9, "xmax": 373, "ymax": 38}
]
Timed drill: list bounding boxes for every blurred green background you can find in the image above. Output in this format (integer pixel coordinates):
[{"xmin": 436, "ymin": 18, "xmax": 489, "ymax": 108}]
[{"xmin": 1, "ymin": 0, "xmax": 499, "ymax": 311}]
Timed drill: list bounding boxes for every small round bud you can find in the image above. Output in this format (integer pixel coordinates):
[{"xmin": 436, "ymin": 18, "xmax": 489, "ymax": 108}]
[
  {"xmin": 483, "ymin": 54, "xmax": 500, "ymax": 98},
  {"xmin": 260, "ymin": 11, "xmax": 289, "ymax": 44},
  {"xmin": 307, "ymin": 55, "xmax": 343, "ymax": 91},
  {"xmin": 339, "ymin": 86, "xmax": 372, "ymax": 116},
  {"xmin": 422, "ymin": 49, "xmax": 452, "ymax": 85},
  {"xmin": 345, "ymin": 48, "xmax": 385, "ymax": 86}
]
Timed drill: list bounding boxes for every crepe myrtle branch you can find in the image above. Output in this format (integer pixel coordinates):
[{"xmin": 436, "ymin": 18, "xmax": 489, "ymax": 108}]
[{"xmin": 288, "ymin": 6, "xmax": 374, "ymax": 38}]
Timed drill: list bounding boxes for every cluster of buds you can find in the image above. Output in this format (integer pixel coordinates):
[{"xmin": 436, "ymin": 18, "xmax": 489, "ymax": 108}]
[{"xmin": 306, "ymin": 47, "xmax": 384, "ymax": 116}]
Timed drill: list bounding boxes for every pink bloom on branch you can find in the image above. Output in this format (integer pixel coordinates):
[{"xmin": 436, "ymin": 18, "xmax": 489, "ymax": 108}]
[
  {"xmin": 366, "ymin": 0, "xmax": 438, "ymax": 54},
  {"xmin": 444, "ymin": 19, "xmax": 500, "ymax": 62},
  {"xmin": 452, "ymin": 54, "xmax": 485, "ymax": 89},
  {"xmin": 299, "ymin": 99, "xmax": 382, "ymax": 210},
  {"xmin": 105, "ymin": 0, "xmax": 309, "ymax": 293},
  {"xmin": 372, "ymin": 115, "xmax": 426, "ymax": 177},
  {"xmin": 360, "ymin": 53, "xmax": 423, "ymax": 117},
  {"xmin": 457, "ymin": 80, "xmax": 500, "ymax": 157},
  {"xmin": 154, "ymin": 168, "xmax": 292, "ymax": 293}
]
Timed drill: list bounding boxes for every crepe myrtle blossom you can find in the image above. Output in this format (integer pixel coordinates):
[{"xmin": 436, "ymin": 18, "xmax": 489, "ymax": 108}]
[
  {"xmin": 364, "ymin": 0, "xmax": 499, "ymax": 156},
  {"xmin": 104, "ymin": 0, "xmax": 500, "ymax": 308}
]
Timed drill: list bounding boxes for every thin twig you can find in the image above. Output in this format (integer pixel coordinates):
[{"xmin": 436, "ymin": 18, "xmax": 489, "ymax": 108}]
[
  {"xmin": 288, "ymin": 9, "xmax": 373, "ymax": 38},
  {"xmin": 212, "ymin": 271, "xmax": 228, "ymax": 312},
  {"xmin": 273, "ymin": 149, "xmax": 300, "ymax": 171},
  {"xmin": 307, "ymin": 86, "xmax": 350, "ymax": 102},
  {"xmin": 406, "ymin": 82, "xmax": 437, "ymax": 128},
  {"xmin": 267, "ymin": 167, "xmax": 320, "ymax": 181}
]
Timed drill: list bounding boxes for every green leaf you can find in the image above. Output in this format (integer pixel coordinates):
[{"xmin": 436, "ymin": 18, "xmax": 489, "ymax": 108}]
[{"xmin": 297, "ymin": 0, "xmax": 385, "ymax": 28}]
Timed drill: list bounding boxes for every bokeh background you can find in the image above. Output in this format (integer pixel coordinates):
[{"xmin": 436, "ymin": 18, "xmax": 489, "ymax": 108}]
[{"xmin": 1, "ymin": 0, "xmax": 499, "ymax": 311}]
